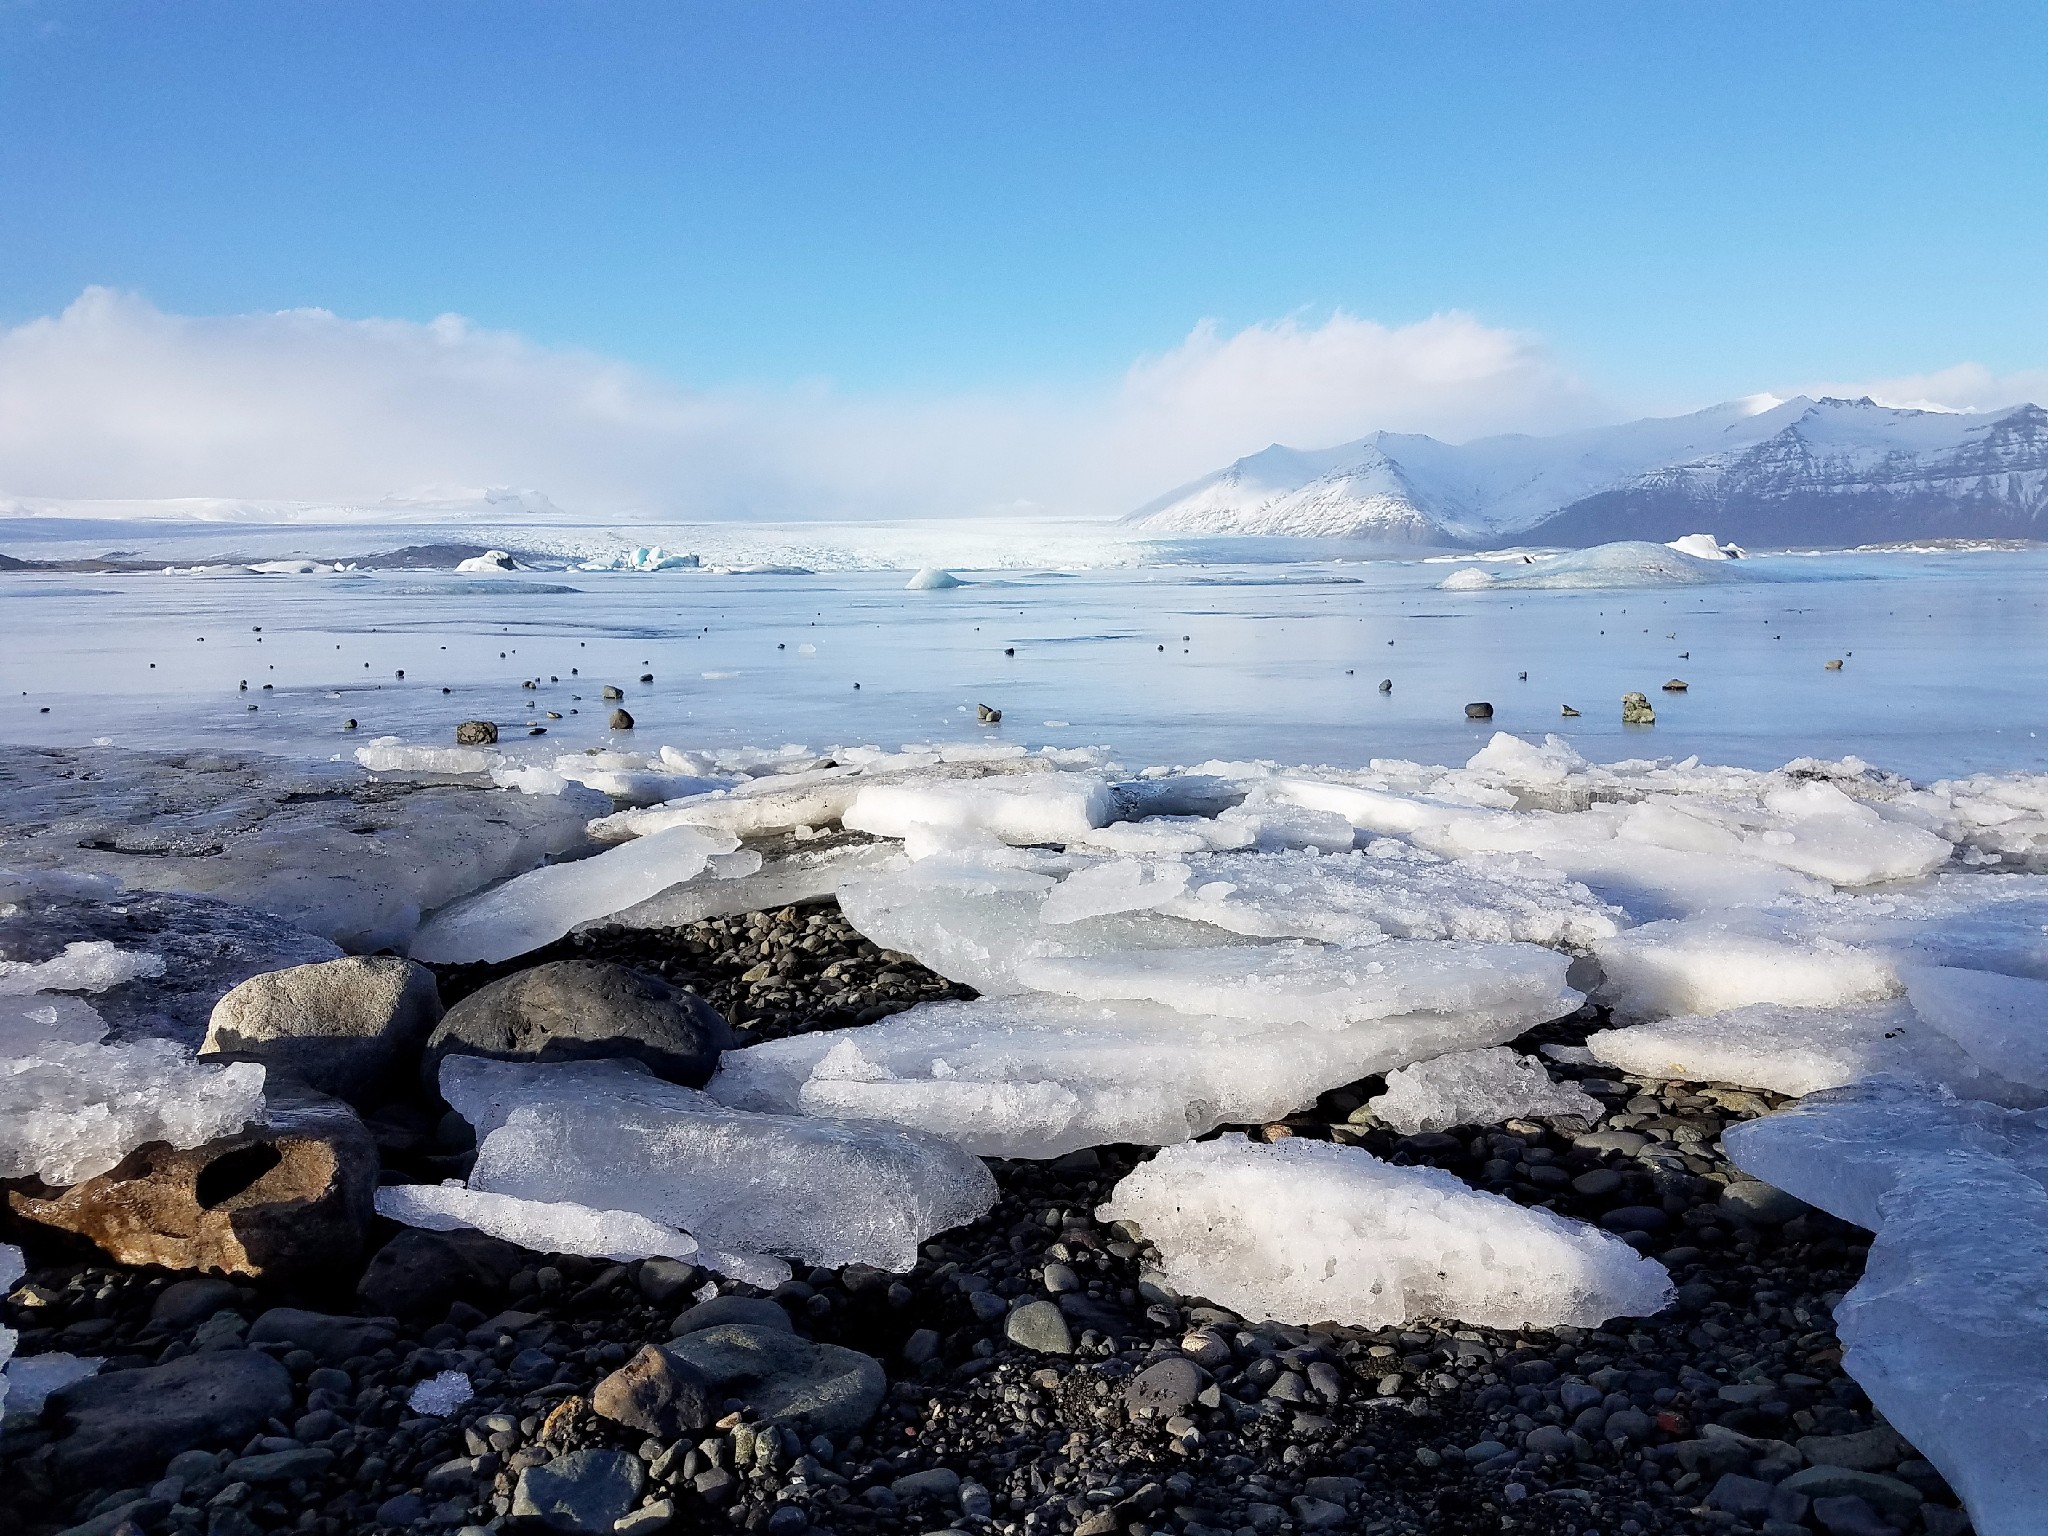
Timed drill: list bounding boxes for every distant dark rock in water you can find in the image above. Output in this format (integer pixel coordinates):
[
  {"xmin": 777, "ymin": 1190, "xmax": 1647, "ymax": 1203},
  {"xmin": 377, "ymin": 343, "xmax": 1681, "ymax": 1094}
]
[
  {"xmin": 1379, "ymin": 679, "xmax": 1393, "ymax": 692},
  {"xmin": 1622, "ymin": 692, "xmax": 1656, "ymax": 724},
  {"xmin": 977, "ymin": 703, "xmax": 1003, "ymax": 724},
  {"xmin": 1561, "ymin": 704, "xmax": 1581, "ymax": 717},
  {"xmin": 602, "ymin": 685, "xmax": 625, "ymax": 700},
  {"xmin": 609, "ymin": 708, "xmax": 635, "ymax": 730},
  {"xmin": 1663, "ymin": 678, "xmax": 1689, "ymax": 692},
  {"xmin": 455, "ymin": 720, "xmax": 498, "ymax": 746},
  {"xmin": 1464, "ymin": 702, "xmax": 1493, "ymax": 720},
  {"xmin": 1826, "ymin": 658, "xmax": 1845, "ymax": 670}
]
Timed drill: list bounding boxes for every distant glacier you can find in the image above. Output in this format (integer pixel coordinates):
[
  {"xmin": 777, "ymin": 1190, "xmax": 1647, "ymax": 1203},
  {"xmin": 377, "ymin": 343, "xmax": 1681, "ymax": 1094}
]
[{"xmin": 1126, "ymin": 395, "xmax": 2048, "ymax": 549}]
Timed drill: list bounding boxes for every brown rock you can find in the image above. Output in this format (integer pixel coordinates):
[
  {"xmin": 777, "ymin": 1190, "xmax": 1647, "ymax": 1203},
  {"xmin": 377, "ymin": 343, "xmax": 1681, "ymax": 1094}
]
[
  {"xmin": 592, "ymin": 1344, "xmax": 713, "ymax": 1439},
  {"xmin": 455, "ymin": 720, "xmax": 498, "ymax": 745},
  {"xmin": 8, "ymin": 1080, "xmax": 378, "ymax": 1280},
  {"xmin": 609, "ymin": 708, "xmax": 635, "ymax": 729}
]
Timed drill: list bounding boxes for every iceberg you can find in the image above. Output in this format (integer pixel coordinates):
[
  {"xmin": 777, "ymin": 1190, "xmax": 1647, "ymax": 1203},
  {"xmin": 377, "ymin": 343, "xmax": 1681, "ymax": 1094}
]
[{"xmin": 905, "ymin": 567, "xmax": 964, "ymax": 590}]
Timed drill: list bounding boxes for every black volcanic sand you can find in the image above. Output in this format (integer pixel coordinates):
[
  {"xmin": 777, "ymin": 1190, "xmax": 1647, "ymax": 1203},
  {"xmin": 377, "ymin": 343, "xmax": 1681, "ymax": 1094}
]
[{"xmin": 0, "ymin": 902, "xmax": 1971, "ymax": 1536}]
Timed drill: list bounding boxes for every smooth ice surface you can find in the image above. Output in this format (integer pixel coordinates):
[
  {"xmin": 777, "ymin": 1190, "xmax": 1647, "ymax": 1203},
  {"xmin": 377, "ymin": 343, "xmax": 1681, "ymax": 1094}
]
[
  {"xmin": 0, "ymin": 995, "xmax": 108, "ymax": 1056},
  {"xmin": 1099, "ymin": 1135, "xmax": 1673, "ymax": 1329},
  {"xmin": 1898, "ymin": 964, "xmax": 2048, "ymax": 1092},
  {"xmin": 1724, "ymin": 1084, "xmax": 2048, "ymax": 1536},
  {"xmin": 590, "ymin": 842, "xmax": 902, "ymax": 930},
  {"xmin": 3, "ymin": 1352, "xmax": 101, "ymax": 1421},
  {"xmin": 1586, "ymin": 1000, "xmax": 2043, "ymax": 1104},
  {"xmin": 443, "ymin": 1055, "xmax": 997, "ymax": 1271},
  {"xmin": 1019, "ymin": 938, "xmax": 1578, "ymax": 1031},
  {"xmin": 375, "ymin": 1181, "xmax": 700, "ymax": 1263},
  {"xmin": 707, "ymin": 989, "xmax": 1574, "ymax": 1158},
  {"xmin": 410, "ymin": 823, "xmax": 739, "ymax": 963},
  {"xmin": 0, "ymin": 1038, "xmax": 266, "ymax": 1185},
  {"xmin": 1368, "ymin": 1047, "xmax": 1603, "ymax": 1133},
  {"xmin": 406, "ymin": 1370, "xmax": 475, "ymax": 1416},
  {"xmin": 844, "ymin": 772, "xmax": 1113, "ymax": 846},
  {"xmin": 1595, "ymin": 920, "xmax": 1898, "ymax": 1021},
  {"xmin": 0, "ymin": 941, "xmax": 165, "ymax": 995}
]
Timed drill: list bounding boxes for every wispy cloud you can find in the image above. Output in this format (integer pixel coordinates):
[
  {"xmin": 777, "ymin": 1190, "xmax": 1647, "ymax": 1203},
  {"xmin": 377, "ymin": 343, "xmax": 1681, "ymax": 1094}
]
[{"xmin": 0, "ymin": 288, "xmax": 1607, "ymax": 518}]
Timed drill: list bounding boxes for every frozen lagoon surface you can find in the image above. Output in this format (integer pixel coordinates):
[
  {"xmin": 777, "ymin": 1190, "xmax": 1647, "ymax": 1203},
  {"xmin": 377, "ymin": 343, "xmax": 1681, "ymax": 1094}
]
[{"xmin": 2, "ymin": 521, "xmax": 2047, "ymax": 778}]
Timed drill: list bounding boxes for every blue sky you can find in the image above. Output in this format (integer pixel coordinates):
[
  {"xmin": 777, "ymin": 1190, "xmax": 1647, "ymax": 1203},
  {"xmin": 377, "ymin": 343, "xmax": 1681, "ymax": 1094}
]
[{"xmin": 0, "ymin": 2, "xmax": 2043, "ymax": 514}]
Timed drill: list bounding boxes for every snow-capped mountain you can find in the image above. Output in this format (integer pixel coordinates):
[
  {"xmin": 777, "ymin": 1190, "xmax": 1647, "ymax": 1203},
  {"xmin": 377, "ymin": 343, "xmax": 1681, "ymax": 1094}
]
[{"xmin": 1126, "ymin": 396, "xmax": 2048, "ymax": 548}]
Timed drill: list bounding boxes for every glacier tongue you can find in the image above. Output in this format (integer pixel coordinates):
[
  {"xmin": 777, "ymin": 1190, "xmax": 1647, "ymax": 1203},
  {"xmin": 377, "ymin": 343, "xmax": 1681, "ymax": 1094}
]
[
  {"xmin": 705, "ymin": 985, "xmax": 1576, "ymax": 1160},
  {"xmin": 1099, "ymin": 1135, "xmax": 1673, "ymax": 1330},
  {"xmin": 442, "ymin": 1055, "xmax": 997, "ymax": 1272},
  {"xmin": 1724, "ymin": 1083, "xmax": 2048, "ymax": 1536}
]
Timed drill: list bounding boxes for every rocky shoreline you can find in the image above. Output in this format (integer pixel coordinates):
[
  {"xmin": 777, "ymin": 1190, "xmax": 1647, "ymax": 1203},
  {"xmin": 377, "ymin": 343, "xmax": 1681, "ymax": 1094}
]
[{"xmin": 0, "ymin": 900, "xmax": 1970, "ymax": 1536}]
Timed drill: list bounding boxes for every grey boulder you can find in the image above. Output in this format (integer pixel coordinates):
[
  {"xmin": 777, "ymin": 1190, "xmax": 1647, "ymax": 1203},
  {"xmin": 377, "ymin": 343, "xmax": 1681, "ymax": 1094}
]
[
  {"xmin": 202, "ymin": 955, "xmax": 442, "ymax": 1104},
  {"xmin": 47, "ymin": 1348, "xmax": 294, "ymax": 1485},
  {"xmin": 513, "ymin": 1449, "xmax": 646, "ymax": 1534},
  {"xmin": 423, "ymin": 960, "xmax": 733, "ymax": 1088},
  {"xmin": 663, "ymin": 1323, "xmax": 885, "ymax": 1438}
]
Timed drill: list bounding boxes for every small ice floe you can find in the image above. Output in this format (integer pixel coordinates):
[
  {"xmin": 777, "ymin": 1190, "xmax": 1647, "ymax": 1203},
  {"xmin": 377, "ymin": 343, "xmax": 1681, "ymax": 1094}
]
[
  {"xmin": 453, "ymin": 549, "xmax": 519, "ymax": 572},
  {"xmin": 905, "ymin": 567, "xmax": 964, "ymax": 590},
  {"xmin": 406, "ymin": 1370, "xmax": 474, "ymax": 1416},
  {"xmin": 1099, "ymin": 1135, "xmax": 1673, "ymax": 1330}
]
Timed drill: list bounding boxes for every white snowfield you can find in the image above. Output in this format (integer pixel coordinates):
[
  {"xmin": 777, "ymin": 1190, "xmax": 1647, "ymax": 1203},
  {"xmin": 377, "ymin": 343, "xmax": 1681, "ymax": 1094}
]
[
  {"xmin": 1099, "ymin": 1136, "xmax": 1674, "ymax": 1330},
  {"xmin": 1724, "ymin": 1084, "xmax": 2048, "ymax": 1536},
  {"xmin": 433, "ymin": 1055, "xmax": 997, "ymax": 1273}
]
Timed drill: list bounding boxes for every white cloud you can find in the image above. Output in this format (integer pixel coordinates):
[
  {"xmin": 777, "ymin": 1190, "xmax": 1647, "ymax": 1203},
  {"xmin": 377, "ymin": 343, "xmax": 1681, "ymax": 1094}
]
[
  {"xmin": 0, "ymin": 287, "xmax": 1604, "ymax": 519},
  {"xmin": 1804, "ymin": 361, "xmax": 2048, "ymax": 415}
]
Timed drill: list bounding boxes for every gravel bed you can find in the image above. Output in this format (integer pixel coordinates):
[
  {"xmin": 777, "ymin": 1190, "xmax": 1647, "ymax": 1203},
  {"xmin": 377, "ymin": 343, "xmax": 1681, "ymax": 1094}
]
[{"xmin": 0, "ymin": 900, "xmax": 1973, "ymax": 1536}]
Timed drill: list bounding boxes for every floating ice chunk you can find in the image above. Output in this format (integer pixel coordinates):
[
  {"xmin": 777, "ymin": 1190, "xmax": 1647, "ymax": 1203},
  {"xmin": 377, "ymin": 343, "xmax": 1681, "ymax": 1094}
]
[
  {"xmin": 490, "ymin": 764, "xmax": 571, "ymax": 795},
  {"xmin": 1465, "ymin": 733, "xmax": 1587, "ymax": 784},
  {"xmin": 1040, "ymin": 859, "xmax": 1192, "ymax": 924},
  {"xmin": 905, "ymin": 567, "xmax": 963, "ymax": 590},
  {"xmin": 454, "ymin": 549, "xmax": 518, "ymax": 572},
  {"xmin": 1723, "ymin": 1083, "xmax": 2048, "ymax": 1533},
  {"xmin": 1212, "ymin": 797, "xmax": 1358, "ymax": 854},
  {"xmin": 845, "ymin": 772, "xmax": 1112, "ymax": 846},
  {"xmin": 1584, "ymin": 1000, "xmax": 2042, "ymax": 1103},
  {"xmin": 1110, "ymin": 774, "xmax": 1249, "ymax": 821},
  {"xmin": 407, "ymin": 1369, "xmax": 475, "ymax": 1415},
  {"xmin": 1099, "ymin": 1135, "xmax": 1673, "ymax": 1329},
  {"xmin": 708, "ymin": 988, "xmax": 1570, "ymax": 1158},
  {"xmin": 375, "ymin": 1182, "xmax": 700, "ymax": 1263},
  {"xmin": 444, "ymin": 1055, "xmax": 996, "ymax": 1272},
  {"xmin": 1075, "ymin": 816, "xmax": 1257, "ymax": 855},
  {"xmin": 1272, "ymin": 777, "xmax": 1447, "ymax": 837},
  {"xmin": 1439, "ymin": 541, "xmax": 1748, "ymax": 591},
  {"xmin": 0, "ymin": 995, "xmax": 108, "ymax": 1056},
  {"xmin": 553, "ymin": 758, "xmax": 737, "ymax": 806},
  {"xmin": 1157, "ymin": 845, "xmax": 1621, "ymax": 949},
  {"xmin": 1019, "ymin": 938, "xmax": 1578, "ymax": 1032},
  {"xmin": 1368, "ymin": 1047, "xmax": 1603, "ymax": 1133},
  {"xmin": 3, "ymin": 1352, "xmax": 100, "ymax": 1421},
  {"xmin": 1898, "ymin": 965, "xmax": 2048, "ymax": 1092},
  {"xmin": 576, "ymin": 546, "xmax": 700, "ymax": 572},
  {"xmin": 355, "ymin": 737, "xmax": 494, "ymax": 775},
  {"xmin": 837, "ymin": 849, "xmax": 1248, "ymax": 995},
  {"xmin": 1595, "ymin": 919, "xmax": 1897, "ymax": 1021},
  {"xmin": 0, "ymin": 942, "xmax": 165, "ymax": 996},
  {"xmin": 0, "ymin": 1039, "xmax": 265, "ymax": 1186},
  {"xmin": 410, "ymin": 823, "xmax": 739, "ymax": 964}
]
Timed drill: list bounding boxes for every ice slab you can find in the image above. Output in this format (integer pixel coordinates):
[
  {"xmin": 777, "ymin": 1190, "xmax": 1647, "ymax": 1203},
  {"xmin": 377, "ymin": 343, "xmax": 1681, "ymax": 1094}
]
[
  {"xmin": 1585, "ymin": 1000, "xmax": 2044, "ymax": 1104},
  {"xmin": 355, "ymin": 738, "xmax": 493, "ymax": 776},
  {"xmin": 0, "ymin": 994, "xmax": 107, "ymax": 1056},
  {"xmin": 585, "ymin": 842, "xmax": 902, "ymax": 931},
  {"xmin": 1018, "ymin": 938, "xmax": 1579, "ymax": 1032},
  {"xmin": 1156, "ymin": 844, "xmax": 1622, "ymax": 948},
  {"xmin": 0, "ymin": 1038, "xmax": 266, "ymax": 1186},
  {"xmin": 0, "ymin": 746, "xmax": 603, "ymax": 952},
  {"xmin": 836, "ymin": 849, "xmax": 1250, "ymax": 996},
  {"xmin": 1595, "ymin": 919, "xmax": 1898, "ymax": 1021},
  {"xmin": 375, "ymin": 1181, "xmax": 700, "ymax": 1263},
  {"xmin": 1099, "ymin": 1135, "xmax": 1673, "ymax": 1329},
  {"xmin": 1439, "ymin": 540, "xmax": 1753, "ymax": 591},
  {"xmin": 1368, "ymin": 1047, "xmax": 1603, "ymax": 1133},
  {"xmin": 707, "ymin": 988, "xmax": 1574, "ymax": 1158},
  {"xmin": 844, "ymin": 772, "xmax": 1113, "ymax": 846},
  {"xmin": 443, "ymin": 1055, "xmax": 997, "ymax": 1272},
  {"xmin": 410, "ymin": 823, "xmax": 740, "ymax": 964},
  {"xmin": 1724, "ymin": 1083, "xmax": 2048, "ymax": 1536},
  {"xmin": 1898, "ymin": 964, "xmax": 2048, "ymax": 1092}
]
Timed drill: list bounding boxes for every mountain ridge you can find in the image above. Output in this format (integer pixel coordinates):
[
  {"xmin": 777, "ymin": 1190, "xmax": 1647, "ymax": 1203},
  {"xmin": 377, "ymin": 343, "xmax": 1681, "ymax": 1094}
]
[{"xmin": 1126, "ymin": 396, "xmax": 2048, "ymax": 548}]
